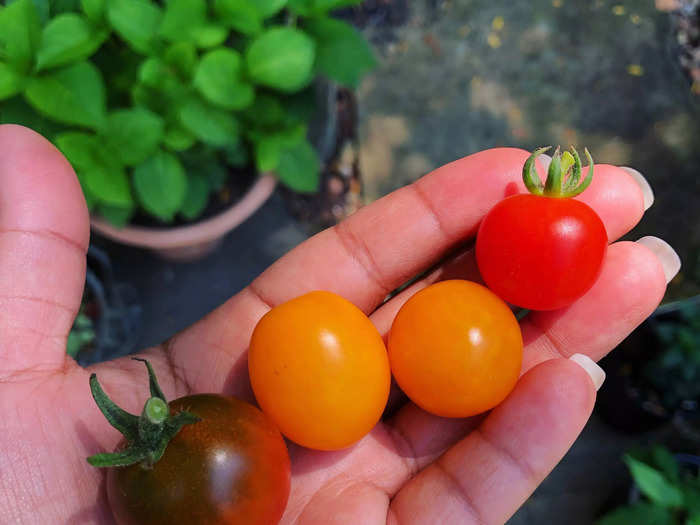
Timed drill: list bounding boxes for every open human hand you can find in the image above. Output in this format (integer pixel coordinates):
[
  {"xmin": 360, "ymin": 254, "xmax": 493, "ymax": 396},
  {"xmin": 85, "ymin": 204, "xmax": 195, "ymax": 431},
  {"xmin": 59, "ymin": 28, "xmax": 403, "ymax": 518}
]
[{"xmin": 0, "ymin": 124, "xmax": 679, "ymax": 524}]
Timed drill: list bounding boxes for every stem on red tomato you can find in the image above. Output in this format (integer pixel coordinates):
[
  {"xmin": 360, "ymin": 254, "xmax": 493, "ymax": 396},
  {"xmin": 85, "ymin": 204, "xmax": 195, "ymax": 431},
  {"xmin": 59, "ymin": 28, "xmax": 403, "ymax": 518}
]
[{"xmin": 523, "ymin": 145, "xmax": 595, "ymax": 198}]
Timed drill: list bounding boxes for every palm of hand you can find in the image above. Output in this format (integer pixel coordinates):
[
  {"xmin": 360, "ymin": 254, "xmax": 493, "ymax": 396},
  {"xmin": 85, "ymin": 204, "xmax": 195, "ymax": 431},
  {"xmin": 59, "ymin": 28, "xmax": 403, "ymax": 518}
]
[{"xmin": 0, "ymin": 125, "xmax": 668, "ymax": 524}]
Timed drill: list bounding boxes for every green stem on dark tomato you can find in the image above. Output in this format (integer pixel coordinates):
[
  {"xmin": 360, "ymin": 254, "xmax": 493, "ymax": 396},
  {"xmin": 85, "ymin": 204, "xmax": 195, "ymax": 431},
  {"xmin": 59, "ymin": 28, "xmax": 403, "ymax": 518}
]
[{"xmin": 86, "ymin": 358, "xmax": 201, "ymax": 469}]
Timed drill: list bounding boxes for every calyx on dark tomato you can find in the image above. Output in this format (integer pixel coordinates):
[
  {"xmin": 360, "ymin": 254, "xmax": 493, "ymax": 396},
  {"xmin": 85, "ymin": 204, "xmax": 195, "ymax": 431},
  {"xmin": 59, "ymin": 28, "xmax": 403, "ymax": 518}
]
[
  {"xmin": 88, "ymin": 358, "xmax": 291, "ymax": 525},
  {"xmin": 87, "ymin": 358, "xmax": 200, "ymax": 468}
]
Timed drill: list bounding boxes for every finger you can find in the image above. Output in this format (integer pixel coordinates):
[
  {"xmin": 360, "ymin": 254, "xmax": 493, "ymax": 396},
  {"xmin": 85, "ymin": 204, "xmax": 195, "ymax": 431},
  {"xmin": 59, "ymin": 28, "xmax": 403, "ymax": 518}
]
[
  {"xmin": 573, "ymin": 164, "xmax": 645, "ymax": 241},
  {"xmin": 134, "ymin": 148, "xmax": 538, "ymax": 394},
  {"xmin": 151, "ymin": 153, "xmax": 646, "ymax": 396},
  {"xmin": 252, "ymin": 148, "xmax": 535, "ymax": 312},
  {"xmin": 521, "ymin": 238, "xmax": 674, "ymax": 369},
  {"xmin": 388, "ymin": 358, "xmax": 598, "ymax": 525},
  {"xmin": 251, "ymin": 159, "xmax": 645, "ymax": 314},
  {"xmin": 0, "ymin": 125, "xmax": 89, "ymax": 379}
]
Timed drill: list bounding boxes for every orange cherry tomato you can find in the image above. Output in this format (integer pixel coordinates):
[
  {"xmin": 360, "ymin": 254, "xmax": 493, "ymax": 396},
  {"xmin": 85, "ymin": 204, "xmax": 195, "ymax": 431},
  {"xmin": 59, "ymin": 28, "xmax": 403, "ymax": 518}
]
[
  {"xmin": 249, "ymin": 291, "xmax": 391, "ymax": 450},
  {"xmin": 388, "ymin": 280, "xmax": 523, "ymax": 418}
]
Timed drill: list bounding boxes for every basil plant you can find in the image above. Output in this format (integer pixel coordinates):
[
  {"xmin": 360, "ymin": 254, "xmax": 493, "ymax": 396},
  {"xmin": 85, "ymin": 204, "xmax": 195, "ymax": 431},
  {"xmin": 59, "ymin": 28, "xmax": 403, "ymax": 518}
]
[{"xmin": 0, "ymin": 0, "xmax": 376, "ymax": 225}]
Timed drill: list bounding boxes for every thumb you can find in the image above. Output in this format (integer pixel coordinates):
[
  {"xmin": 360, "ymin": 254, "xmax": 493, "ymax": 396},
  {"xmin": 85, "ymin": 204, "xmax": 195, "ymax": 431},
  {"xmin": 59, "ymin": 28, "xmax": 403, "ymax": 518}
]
[{"xmin": 0, "ymin": 124, "xmax": 89, "ymax": 379}]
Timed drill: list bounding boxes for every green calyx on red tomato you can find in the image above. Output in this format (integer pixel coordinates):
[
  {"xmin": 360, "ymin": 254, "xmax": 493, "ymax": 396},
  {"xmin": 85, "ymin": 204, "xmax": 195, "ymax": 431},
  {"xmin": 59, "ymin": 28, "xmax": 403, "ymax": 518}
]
[
  {"xmin": 475, "ymin": 146, "xmax": 608, "ymax": 311},
  {"xmin": 522, "ymin": 145, "xmax": 594, "ymax": 198},
  {"xmin": 87, "ymin": 358, "xmax": 200, "ymax": 469}
]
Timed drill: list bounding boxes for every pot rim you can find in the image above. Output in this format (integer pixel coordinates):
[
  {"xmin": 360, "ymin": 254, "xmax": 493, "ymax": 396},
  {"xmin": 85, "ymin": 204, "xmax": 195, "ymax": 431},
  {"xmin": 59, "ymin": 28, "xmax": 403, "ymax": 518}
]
[{"xmin": 90, "ymin": 172, "xmax": 278, "ymax": 249}]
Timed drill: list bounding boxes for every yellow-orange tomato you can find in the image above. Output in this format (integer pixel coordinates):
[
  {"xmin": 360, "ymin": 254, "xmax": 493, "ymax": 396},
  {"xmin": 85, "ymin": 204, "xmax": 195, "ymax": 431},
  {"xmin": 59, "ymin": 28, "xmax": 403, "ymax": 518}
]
[
  {"xmin": 248, "ymin": 291, "xmax": 391, "ymax": 450},
  {"xmin": 388, "ymin": 280, "xmax": 523, "ymax": 418}
]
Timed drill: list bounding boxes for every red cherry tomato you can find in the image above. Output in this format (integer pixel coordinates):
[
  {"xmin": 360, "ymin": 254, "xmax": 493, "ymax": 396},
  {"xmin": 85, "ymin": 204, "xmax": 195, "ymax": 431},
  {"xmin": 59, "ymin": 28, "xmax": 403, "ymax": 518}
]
[
  {"xmin": 476, "ymin": 147, "xmax": 607, "ymax": 310},
  {"xmin": 476, "ymin": 194, "xmax": 607, "ymax": 310}
]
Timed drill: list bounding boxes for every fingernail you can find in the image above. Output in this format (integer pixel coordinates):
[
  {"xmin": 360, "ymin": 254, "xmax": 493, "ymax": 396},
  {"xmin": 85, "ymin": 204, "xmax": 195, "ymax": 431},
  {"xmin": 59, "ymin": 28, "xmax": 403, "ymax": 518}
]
[
  {"xmin": 538, "ymin": 153, "xmax": 552, "ymax": 171},
  {"xmin": 620, "ymin": 167, "xmax": 654, "ymax": 211},
  {"xmin": 569, "ymin": 354, "xmax": 606, "ymax": 391},
  {"xmin": 637, "ymin": 236, "xmax": 681, "ymax": 284}
]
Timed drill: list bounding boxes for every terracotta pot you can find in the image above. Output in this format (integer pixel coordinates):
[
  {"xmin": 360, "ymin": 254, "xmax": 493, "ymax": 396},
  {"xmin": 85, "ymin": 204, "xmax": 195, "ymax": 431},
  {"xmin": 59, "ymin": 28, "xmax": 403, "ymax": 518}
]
[{"xmin": 91, "ymin": 174, "xmax": 278, "ymax": 261}]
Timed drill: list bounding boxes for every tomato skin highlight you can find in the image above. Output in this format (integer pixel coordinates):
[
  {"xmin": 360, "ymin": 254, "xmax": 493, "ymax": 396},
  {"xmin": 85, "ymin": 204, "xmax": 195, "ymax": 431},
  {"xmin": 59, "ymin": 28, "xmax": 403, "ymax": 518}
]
[
  {"xmin": 388, "ymin": 280, "xmax": 523, "ymax": 418},
  {"xmin": 249, "ymin": 291, "xmax": 391, "ymax": 450},
  {"xmin": 107, "ymin": 394, "xmax": 290, "ymax": 525},
  {"xmin": 475, "ymin": 194, "xmax": 607, "ymax": 310}
]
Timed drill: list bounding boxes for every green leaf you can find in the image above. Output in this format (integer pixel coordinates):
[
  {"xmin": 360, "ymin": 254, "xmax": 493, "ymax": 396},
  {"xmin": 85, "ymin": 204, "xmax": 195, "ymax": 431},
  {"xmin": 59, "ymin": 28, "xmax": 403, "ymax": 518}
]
[
  {"xmin": 131, "ymin": 83, "xmax": 162, "ymax": 112},
  {"xmin": 50, "ymin": 0, "xmax": 81, "ymax": 15},
  {"xmin": 24, "ymin": 61, "xmax": 106, "ymax": 128},
  {"xmin": 97, "ymin": 202, "xmax": 134, "ymax": 226},
  {"xmin": 0, "ymin": 96, "xmax": 65, "ymax": 137},
  {"xmin": 193, "ymin": 48, "xmax": 254, "ymax": 110},
  {"xmin": 158, "ymin": 0, "xmax": 204, "ymax": 42},
  {"xmin": 162, "ymin": 124, "xmax": 195, "ymax": 151},
  {"xmin": 304, "ymin": 17, "xmax": 375, "ymax": 88},
  {"xmin": 242, "ymin": 93, "xmax": 285, "ymax": 126},
  {"xmin": 107, "ymin": 0, "xmax": 163, "ymax": 54},
  {"xmin": 36, "ymin": 14, "xmax": 108, "ymax": 71},
  {"xmin": 75, "ymin": 170, "xmax": 97, "ymax": 210},
  {"xmin": 284, "ymin": 87, "xmax": 316, "ymax": 123},
  {"xmin": 246, "ymin": 27, "xmax": 315, "ymax": 93},
  {"xmin": 137, "ymin": 57, "xmax": 188, "ymax": 103},
  {"xmin": 255, "ymin": 0, "xmax": 287, "ymax": 17},
  {"xmin": 180, "ymin": 172, "xmax": 209, "ymax": 220},
  {"xmin": 180, "ymin": 147, "xmax": 229, "ymax": 188},
  {"xmin": 624, "ymin": 455, "xmax": 684, "ymax": 508},
  {"xmin": 137, "ymin": 56, "xmax": 168, "ymax": 87},
  {"xmin": 213, "ymin": 0, "xmax": 262, "ymax": 35},
  {"xmin": 685, "ymin": 484, "xmax": 700, "ymax": 517},
  {"xmin": 255, "ymin": 138, "xmax": 279, "ymax": 172},
  {"xmin": 31, "ymin": 0, "xmax": 49, "ymax": 24},
  {"xmin": 289, "ymin": 0, "xmax": 362, "ymax": 16},
  {"xmin": 289, "ymin": 0, "xmax": 360, "ymax": 15},
  {"xmin": 102, "ymin": 108, "xmax": 164, "ymax": 166},
  {"xmin": 0, "ymin": 0, "xmax": 41, "ymax": 73},
  {"xmin": 289, "ymin": 0, "xmax": 358, "ymax": 14},
  {"xmin": 163, "ymin": 41, "xmax": 197, "ymax": 78},
  {"xmin": 313, "ymin": 0, "xmax": 362, "ymax": 11},
  {"xmin": 55, "ymin": 131, "xmax": 132, "ymax": 207},
  {"xmin": 650, "ymin": 447, "xmax": 680, "ymax": 484},
  {"xmin": 597, "ymin": 502, "xmax": 673, "ymax": 525},
  {"xmin": 0, "ymin": 62, "xmax": 24, "ymax": 100},
  {"xmin": 190, "ymin": 25, "xmax": 228, "ymax": 48},
  {"xmin": 275, "ymin": 138, "xmax": 319, "ymax": 192},
  {"xmin": 133, "ymin": 150, "xmax": 187, "ymax": 221},
  {"xmin": 286, "ymin": 0, "xmax": 312, "ymax": 15},
  {"xmin": 66, "ymin": 312, "xmax": 95, "ymax": 357},
  {"xmin": 81, "ymin": 0, "xmax": 105, "ymax": 23},
  {"xmin": 253, "ymin": 124, "xmax": 306, "ymax": 171},
  {"xmin": 178, "ymin": 97, "xmax": 239, "ymax": 146}
]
